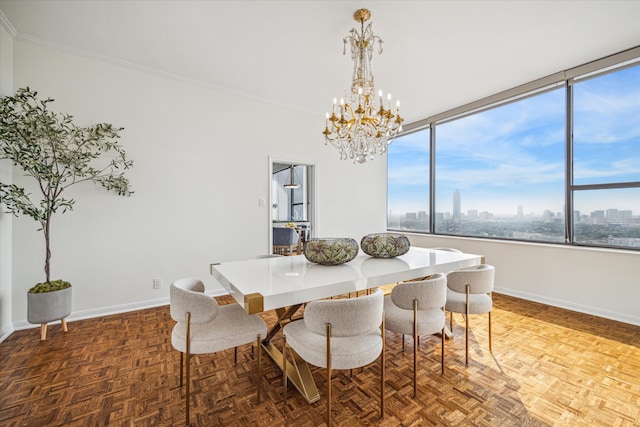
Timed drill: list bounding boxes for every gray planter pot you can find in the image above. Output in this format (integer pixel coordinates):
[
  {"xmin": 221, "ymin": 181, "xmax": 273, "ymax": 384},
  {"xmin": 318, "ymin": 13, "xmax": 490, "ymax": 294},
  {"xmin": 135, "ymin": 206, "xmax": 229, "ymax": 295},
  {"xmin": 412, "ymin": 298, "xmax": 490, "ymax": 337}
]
[{"xmin": 27, "ymin": 286, "xmax": 72, "ymax": 340}]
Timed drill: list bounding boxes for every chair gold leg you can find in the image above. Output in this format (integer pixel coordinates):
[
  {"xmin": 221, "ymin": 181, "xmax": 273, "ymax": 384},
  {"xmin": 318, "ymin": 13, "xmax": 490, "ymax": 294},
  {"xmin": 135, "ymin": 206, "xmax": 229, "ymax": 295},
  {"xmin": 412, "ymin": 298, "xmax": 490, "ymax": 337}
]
[
  {"xmin": 413, "ymin": 299, "xmax": 418, "ymax": 398},
  {"xmin": 186, "ymin": 312, "xmax": 191, "ymax": 426},
  {"xmin": 488, "ymin": 311, "xmax": 492, "ymax": 352},
  {"xmin": 450, "ymin": 311, "xmax": 453, "ymax": 331},
  {"xmin": 441, "ymin": 326, "xmax": 445, "ymax": 374},
  {"xmin": 326, "ymin": 323, "xmax": 332, "ymax": 427},
  {"xmin": 381, "ymin": 315, "xmax": 385, "ymax": 418},
  {"xmin": 465, "ymin": 285, "xmax": 470, "ymax": 366},
  {"xmin": 401, "ymin": 334, "xmax": 405, "ymax": 351},
  {"xmin": 234, "ymin": 346, "xmax": 238, "ymax": 364},
  {"xmin": 283, "ymin": 337, "xmax": 287, "ymax": 414},
  {"xmin": 256, "ymin": 334, "xmax": 262, "ymax": 402},
  {"xmin": 179, "ymin": 352, "xmax": 184, "ymax": 387}
]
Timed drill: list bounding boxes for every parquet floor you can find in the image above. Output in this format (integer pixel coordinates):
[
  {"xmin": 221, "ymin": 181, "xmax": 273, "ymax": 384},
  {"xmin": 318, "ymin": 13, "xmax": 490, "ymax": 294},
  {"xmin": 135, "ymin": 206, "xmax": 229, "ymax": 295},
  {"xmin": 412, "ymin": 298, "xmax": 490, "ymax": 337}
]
[{"xmin": 1, "ymin": 293, "xmax": 638, "ymax": 426}]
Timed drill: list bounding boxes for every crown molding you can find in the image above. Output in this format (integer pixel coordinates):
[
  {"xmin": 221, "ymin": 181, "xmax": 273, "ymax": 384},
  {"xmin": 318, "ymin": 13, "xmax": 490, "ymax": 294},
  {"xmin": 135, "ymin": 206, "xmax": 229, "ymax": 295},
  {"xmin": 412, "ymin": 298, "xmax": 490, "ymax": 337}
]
[
  {"xmin": 0, "ymin": 10, "xmax": 17, "ymax": 37},
  {"xmin": 9, "ymin": 28, "xmax": 319, "ymax": 117}
]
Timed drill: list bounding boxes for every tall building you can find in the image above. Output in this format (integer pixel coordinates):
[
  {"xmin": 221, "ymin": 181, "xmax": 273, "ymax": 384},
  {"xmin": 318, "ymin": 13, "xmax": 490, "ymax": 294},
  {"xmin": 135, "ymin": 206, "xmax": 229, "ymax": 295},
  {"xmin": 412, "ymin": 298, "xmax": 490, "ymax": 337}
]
[{"xmin": 453, "ymin": 189, "xmax": 461, "ymax": 220}]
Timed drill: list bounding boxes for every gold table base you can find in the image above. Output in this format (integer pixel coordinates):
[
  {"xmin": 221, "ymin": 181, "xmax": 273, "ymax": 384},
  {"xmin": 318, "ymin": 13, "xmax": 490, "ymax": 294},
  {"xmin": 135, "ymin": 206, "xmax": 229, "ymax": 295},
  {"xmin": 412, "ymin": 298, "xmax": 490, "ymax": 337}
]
[{"xmin": 261, "ymin": 305, "xmax": 320, "ymax": 404}]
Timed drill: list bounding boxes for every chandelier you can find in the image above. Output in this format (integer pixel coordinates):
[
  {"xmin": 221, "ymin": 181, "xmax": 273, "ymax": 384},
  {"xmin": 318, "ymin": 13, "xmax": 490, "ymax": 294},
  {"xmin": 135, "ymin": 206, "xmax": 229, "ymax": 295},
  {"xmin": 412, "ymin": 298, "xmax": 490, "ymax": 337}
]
[{"xmin": 322, "ymin": 8, "xmax": 404, "ymax": 164}]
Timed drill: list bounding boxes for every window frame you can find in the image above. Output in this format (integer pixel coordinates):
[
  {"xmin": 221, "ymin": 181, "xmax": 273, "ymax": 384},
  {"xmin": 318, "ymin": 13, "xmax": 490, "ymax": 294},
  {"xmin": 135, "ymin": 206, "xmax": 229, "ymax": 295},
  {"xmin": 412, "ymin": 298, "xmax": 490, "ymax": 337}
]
[{"xmin": 387, "ymin": 46, "xmax": 640, "ymax": 250}]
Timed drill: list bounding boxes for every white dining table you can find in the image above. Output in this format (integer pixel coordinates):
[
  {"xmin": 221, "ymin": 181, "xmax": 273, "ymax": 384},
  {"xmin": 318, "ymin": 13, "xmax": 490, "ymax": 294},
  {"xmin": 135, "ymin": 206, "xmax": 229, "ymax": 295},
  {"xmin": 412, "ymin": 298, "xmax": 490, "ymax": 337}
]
[{"xmin": 210, "ymin": 247, "xmax": 483, "ymax": 403}]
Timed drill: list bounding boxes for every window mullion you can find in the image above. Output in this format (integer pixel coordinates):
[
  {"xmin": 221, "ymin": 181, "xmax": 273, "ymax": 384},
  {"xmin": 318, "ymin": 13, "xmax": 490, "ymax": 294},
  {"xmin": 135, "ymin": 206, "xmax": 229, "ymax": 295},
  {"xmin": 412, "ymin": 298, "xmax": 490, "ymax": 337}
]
[
  {"xmin": 565, "ymin": 81, "xmax": 574, "ymax": 244},
  {"xmin": 429, "ymin": 125, "xmax": 436, "ymax": 234}
]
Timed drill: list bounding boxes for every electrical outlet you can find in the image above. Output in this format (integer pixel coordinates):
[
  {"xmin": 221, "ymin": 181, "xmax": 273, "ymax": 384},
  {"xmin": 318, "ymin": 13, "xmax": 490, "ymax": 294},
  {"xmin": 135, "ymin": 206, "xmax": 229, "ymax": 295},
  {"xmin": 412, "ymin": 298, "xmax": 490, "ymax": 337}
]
[{"xmin": 153, "ymin": 277, "xmax": 162, "ymax": 289}]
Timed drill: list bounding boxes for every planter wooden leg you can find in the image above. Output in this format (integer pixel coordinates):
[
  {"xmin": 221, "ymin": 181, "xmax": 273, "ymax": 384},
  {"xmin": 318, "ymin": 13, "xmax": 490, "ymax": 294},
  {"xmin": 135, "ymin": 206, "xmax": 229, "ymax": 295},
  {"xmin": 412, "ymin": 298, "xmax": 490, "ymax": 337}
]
[
  {"xmin": 61, "ymin": 318, "xmax": 68, "ymax": 333},
  {"xmin": 40, "ymin": 323, "xmax": 48, "ymax": 340}
]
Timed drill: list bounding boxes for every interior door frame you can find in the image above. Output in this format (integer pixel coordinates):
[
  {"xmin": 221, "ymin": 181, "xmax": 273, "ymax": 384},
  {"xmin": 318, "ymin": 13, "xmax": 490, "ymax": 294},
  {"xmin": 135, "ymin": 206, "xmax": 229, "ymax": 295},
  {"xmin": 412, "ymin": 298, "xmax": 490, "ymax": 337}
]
[{"xmin": 268, "ymin": 156, "xmax": 318, "ymax": 253}]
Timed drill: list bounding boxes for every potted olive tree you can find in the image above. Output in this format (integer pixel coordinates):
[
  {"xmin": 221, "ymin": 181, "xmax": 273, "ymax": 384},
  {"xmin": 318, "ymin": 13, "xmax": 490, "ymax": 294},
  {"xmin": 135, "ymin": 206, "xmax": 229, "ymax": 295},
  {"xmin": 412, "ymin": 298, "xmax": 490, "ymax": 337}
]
[{"xmin": 0, "ymin": 87, "xmax": 133, "ymax": 340}]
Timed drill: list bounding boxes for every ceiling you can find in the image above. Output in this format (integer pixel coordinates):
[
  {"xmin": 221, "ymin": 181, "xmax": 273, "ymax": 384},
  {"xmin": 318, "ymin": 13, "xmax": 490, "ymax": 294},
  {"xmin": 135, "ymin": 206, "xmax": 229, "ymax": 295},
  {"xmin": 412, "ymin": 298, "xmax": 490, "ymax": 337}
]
[{"xmin": 1, "ymin": 1, "xmax": 639, "ymax": 124}]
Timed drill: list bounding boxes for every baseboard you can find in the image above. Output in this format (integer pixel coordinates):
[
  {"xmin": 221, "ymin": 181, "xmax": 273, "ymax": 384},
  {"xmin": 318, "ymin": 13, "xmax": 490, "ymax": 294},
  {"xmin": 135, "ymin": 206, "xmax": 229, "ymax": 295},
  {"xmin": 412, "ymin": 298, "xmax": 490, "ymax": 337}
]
[
  {"xmin": 0, "ymin": 324, "xmax": 14, "ymax": 343},
  {"xmin": 495, "ymin": 286, "xmax": 640, "ymax": 326},
  {"xmin": 10, "ymin": 288, "xmax": 229, "ymax": 333}
]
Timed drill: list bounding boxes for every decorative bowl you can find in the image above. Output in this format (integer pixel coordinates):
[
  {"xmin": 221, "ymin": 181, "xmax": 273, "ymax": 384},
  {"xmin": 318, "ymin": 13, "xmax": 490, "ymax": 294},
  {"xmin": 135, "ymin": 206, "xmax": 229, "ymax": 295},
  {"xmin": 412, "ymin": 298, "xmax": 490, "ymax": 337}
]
[
  {"xmin": 360, "ymin": 233, "xmax": 410, "ymax": 258},
  {"xmin": 303, "ymin": 238, "xmax": 359, "ymax": 265}
]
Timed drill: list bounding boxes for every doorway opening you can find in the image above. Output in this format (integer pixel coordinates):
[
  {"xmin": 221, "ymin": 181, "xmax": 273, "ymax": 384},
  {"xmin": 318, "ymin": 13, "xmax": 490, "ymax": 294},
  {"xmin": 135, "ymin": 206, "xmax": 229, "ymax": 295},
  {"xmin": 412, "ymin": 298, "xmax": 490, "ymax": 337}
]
[{"xmin": 269, "ymin": 158, "xmax": 317, "ymax": 254}]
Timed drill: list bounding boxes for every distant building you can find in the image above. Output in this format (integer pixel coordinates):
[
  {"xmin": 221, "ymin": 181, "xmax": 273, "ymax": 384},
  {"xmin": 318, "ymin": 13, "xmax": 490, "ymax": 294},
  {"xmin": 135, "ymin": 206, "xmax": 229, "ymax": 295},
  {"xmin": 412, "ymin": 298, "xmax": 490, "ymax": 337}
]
[
  {"xmin": 453, "ymin": 189, "xmax": 461, "ymax": 220},
  {"xmin": 479, "ymin": 211, "xmax": 493, "ymax": 220},
  {"xmin": 591, "ymin": 210, "xmax": 606, "ymax": 224},
  {"xmin": 543, "ymin": 210, "xmax": 554, "ymax": 223},
  {"xmin": 607, "ymin": 209, "xmax": 619, "ymax": 220}
]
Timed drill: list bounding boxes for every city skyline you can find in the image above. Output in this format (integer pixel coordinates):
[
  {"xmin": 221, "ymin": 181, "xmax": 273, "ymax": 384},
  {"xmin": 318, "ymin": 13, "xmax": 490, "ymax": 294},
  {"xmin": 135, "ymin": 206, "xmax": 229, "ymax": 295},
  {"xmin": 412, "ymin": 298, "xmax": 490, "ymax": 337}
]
[
  {"xmin": 388, "ymin": 65, "xmax": 639, "ymax": 220},
  {"xmin": 390, "ymin": 186, "xmax": 639, "ymax": 219}
]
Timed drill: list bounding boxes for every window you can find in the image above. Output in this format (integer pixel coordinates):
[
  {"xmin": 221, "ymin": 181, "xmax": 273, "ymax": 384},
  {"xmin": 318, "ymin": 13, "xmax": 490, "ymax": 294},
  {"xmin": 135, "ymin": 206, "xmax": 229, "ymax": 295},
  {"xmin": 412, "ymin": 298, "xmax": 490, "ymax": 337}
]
[
  {"xmin": 573, "ymin": 188, "xmax": 640, "ymax": 247},
  {"xmin": 387, "ymin": 48, "xmax": 640, "ymax": 249},
  {"xmin": 573, "ymin": 66, "xmax": 640, "ymax": 186},
  {"xmin": 387, "ymin": 128, "xmax": 431, "ymax": 232},
  {"xmin": 434, "ymin": 89, "xmax": 565, "ymax": 242},
  {"xmin": 572, "ymin": 65, "xmax": 640, "ymax": 248}
]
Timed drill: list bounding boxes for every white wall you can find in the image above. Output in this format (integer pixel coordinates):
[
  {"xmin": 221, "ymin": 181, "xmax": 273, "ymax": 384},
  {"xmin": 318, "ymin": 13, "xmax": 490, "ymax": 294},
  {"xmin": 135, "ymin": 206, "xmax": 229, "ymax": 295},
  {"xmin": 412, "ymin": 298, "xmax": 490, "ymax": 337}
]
[
  {"xmin": 8, "ymin": 40, "xmax": 387, "ymax": 326},
  {"xmin": 0, "ymin": 12, "xmax": 14, "ymax": 340},
  {"xmin": 408, "ymin": 234, "xmax": 640, "ymax": 325}
]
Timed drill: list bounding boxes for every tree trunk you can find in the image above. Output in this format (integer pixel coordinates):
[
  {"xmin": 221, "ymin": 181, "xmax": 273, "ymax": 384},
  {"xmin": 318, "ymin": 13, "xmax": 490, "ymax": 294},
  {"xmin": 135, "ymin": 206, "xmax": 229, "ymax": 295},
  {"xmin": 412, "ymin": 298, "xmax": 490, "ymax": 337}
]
[{"xmin": 44, "ymin": 215, "xmax": 51, "ymax": 284}]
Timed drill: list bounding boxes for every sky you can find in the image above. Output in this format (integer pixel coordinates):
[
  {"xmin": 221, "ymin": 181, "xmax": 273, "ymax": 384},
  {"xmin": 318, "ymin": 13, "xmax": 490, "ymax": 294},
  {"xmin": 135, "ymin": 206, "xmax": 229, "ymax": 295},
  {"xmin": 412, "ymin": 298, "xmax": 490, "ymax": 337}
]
[{"xmin": 388, "ymin": 64, "xmax": 640, "ymax": 217}]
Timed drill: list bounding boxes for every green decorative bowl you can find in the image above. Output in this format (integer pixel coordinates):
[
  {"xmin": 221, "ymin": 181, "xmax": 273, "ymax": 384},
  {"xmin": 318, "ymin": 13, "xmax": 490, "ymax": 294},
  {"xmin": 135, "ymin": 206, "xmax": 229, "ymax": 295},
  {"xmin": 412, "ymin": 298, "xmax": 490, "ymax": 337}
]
[
  {"xmin": 303, "ymin": 238, "xmax": 359, "ymax": 265},
  {"xmin": 360, "ymin": 233, "xmax": 410, "ymax": 258}
]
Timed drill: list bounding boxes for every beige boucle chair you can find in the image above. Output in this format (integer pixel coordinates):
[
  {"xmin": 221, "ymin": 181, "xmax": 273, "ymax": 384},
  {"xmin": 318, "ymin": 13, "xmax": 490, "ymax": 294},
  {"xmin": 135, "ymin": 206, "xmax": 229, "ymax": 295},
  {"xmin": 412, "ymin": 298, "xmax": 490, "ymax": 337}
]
[
  {"xmin": 384, "ymin": 273, "xmax": 447, "ymax": 398},
  {"xmin": 170, "ymin": 278, "xmax": 267, "ymax": 426},
  {"xmin": 445, "ymin": 264, "xmax": 495, "ymax": 365},
  {"xmin": 282, "ymin": 288, "xmax": 385, "ymax": 427}
]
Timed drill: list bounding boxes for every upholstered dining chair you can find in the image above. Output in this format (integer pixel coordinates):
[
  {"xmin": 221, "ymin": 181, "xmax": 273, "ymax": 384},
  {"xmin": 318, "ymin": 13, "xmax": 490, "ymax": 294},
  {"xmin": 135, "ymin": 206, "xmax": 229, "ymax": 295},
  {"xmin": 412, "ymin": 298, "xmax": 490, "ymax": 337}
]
[
  {"xmin": 384, "ymin": 273, "xmax": 447, "ymax": 398},
  {"xmin": 282, "ymin": 288, "xmax": 385, "ymax": 427},
  {"xmin": 170, "ymin": 278, "xmax": 267, "ymax": 426},
  {"xmin": 272, "ymin": 227, "xmax": 300, "ymax": 255},
  {"xmin": 445, "ymin": 264, "xmax": 495, "ymax": 365}
]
